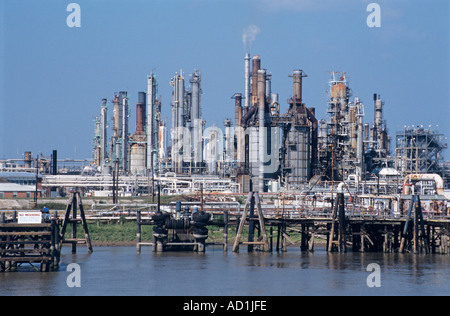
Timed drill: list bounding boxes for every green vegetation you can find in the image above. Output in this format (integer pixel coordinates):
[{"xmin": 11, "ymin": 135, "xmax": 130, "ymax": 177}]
[
  {"xmin": 63, "ymin": 220, "xmax": 153, "ymax": 243},
  {"xmin": 36, "ymin": 202, "xmax": 68, "ymax": 211},
  {"xmin": 62, "ymin": 220, "xmax": 306, "ymax": 245}
]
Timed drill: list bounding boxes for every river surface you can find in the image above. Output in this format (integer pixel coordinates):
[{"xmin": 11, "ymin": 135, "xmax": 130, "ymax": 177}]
[{"xmin": 0, "ymin": 245, "xmax": 449, "ymax": 296}]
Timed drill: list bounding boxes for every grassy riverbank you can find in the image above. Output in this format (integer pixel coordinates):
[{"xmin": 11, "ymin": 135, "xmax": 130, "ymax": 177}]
[
  {"xmin": 63, "ymin": 221, "xmax": 152, "ymax": 245},
  {"xmin": 62, "ymin": 220, "xmax": 324, "ymax": 247}
]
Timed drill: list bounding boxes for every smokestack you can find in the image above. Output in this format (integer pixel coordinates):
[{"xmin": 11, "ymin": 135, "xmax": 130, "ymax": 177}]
[
  {"xmin": 24, "ymin": 151, "xmax": 32, "ymax": 169},
  {"xmin": 100, "ymin": 98, "xmax": 107, "ymax": 165},
  {"xmin": 234, "ymin": 93, "xmax": 243, "ymax": 126},
  {"xmin": 135, "ymin": 92, "xmax": 145, "ymax": 135},
  {"xmin": 293, "ymin": 69, "xmax": 304, "ymax": 103},
  {"xmin": 170, "ymin": 71, "xmax": 185, "ymax": 174},
  {"xmin": 113, "ymin": 95, "xmax": 120, "ymax": 138},
  {"xmin": 251, "ymin": 55, "xmax": 261, "ymax": 105},
  {"xmin": 244, "ymin": 54, "xmax": 250, "ymax": 109},
  {"xmin": 257, "ymin": 69, "xmax": 266, "ymax": 192},
  {"xmin": 190, "ymin": 71, "xmax": 202, "ymax": 168},
  {"xmin": 52, "ymin": 150, "xmax": 57, "ymax": 175},
  {"xmin": 265, "ymin": 73, "xmax": 272, "ymax": 103},
  {"xmin": 224, "ymin": 119, "xmax": 233, "ymax": 163},
  {"xmin": 147, "ymin": 73, "xmax": 157, "ymax": 174},
  {"xmin": 373, "ymin": 93, "xmax": 383, "ymax": 149},
  {"xmin": 257, "ymin": 69, "xmax": 267, "ymax": 119},
  {"xmin": 121, "ymin": 92, "xmax": 129, "ymax": 173},
  {"xmin": 139, "ymin": 91, "xmax": 146, "ymax": 128},
  {"xmin": 233, "ymin": 93, "xmax": 243, "ymax": 166},
  {"xmin": 364, "ymin": 123, "xmax": 369, "ymax": 141},
  {"xmin": 375, "ymin": 98, "xmax": 383, "ymax": 128}
]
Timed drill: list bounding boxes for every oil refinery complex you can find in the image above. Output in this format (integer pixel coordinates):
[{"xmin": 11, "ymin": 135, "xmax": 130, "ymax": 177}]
[{"xmin": 1, "ymin": 53, "xmax": 449, "ymax": 205}]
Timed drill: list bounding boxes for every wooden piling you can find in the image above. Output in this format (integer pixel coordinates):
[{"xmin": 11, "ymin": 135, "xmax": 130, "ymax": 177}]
[
  {"xmin": 223, "ymin": 210, "xmax": 228, "ymax": 252},
  {"xmin": 276, "ymin": 223, "xmax": 281, "ymax": 252},
  {"xmin": 136, "ymin": 210, "xmax": 141, "ymax": 253},
  {"xmin": 232, "ymin": 191, "xmax": 269, "ymax": 253},
  {"xmin": 269, "ymin": 226, "xmax": 273, "ymax": 252},
  {"xmin": 59, "ymin": 192, "xmax": 93, "ymax": 254},
  {"xmin": 360, "ymin": 224, "xmax": 365, "ymax": 253}
]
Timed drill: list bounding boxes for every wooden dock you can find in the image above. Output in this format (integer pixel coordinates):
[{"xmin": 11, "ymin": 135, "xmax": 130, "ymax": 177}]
[
  {"xmin": 0, "ymin": 220, "xmax": 60, "ymax": 272},
  {"xmin": 0, "ymin": 192, "xmax": 94, "ymax": 272},
  {"xmin": 135, "ymin": 193, "xmax": 450, "ymax": 255}
]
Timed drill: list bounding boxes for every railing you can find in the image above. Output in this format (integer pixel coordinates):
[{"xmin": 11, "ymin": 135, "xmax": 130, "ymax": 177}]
[{"xmin": 2, "ymin": 203, "xmax": 449, "ymax": 223}]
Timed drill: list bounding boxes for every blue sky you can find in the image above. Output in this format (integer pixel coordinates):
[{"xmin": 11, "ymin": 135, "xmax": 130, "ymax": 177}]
[{"xmin": 1, "ymin": 0, "xmax": 449, "ymax": 160}]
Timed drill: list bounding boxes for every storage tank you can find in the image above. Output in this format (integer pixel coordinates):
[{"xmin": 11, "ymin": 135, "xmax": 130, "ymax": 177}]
[
  {"xmin": 331, "ymin": 82, "xmax": 347, "ymax": 99},
  {"xmin": 130, "ymin": 144, "xmax": 146, "ymax": 176},
  {"xmin": 24, "ymin": 151, "xmax": 32, "ymax": 169}
]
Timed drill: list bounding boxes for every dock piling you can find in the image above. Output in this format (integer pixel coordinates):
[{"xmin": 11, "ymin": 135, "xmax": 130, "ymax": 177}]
[{"xmin": 59, "ymin": 192, "xmax": 93, "ymax": 254}]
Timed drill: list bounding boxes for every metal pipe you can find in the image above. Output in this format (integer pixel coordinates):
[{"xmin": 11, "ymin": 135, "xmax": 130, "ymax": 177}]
[{"xmin": 402, "ymin": 174, "xmax": 444, "ymax": 195}]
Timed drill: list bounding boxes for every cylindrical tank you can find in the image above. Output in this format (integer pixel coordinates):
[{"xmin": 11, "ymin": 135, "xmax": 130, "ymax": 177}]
[
  {"xmin": 102, "ymin": 165, "xmax": 112, "ymax": 175},
  {"xmin": 24, "ymin": 151, "xmax": 32, "ymax": 168},
  {"xmin": 130, "ymin": 144, "xmax": 146, "ymax": 175},
  {"xmin": 331, "ymin": 83, "xmax": 347, "ymax": 99}
]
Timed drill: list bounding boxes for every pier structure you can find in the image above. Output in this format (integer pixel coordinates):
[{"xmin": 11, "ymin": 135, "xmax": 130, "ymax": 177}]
[
  {"xmin": 136, "ymin": 185, "xmax": 213, "ymax": 253},
  {"xmin": 0, "ymin": 192, "xmax": 94, "ymax": 272},
  {"xmin": 0, "ymin": 213, "xmax": 60, "ymax": 272},
  {"xmin": 134, "ymin": 189, "xmax": 450, "ymax": 255}
]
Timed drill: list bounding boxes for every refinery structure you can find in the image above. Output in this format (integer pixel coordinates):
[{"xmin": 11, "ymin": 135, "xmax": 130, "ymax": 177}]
[{"xmin": 1, "ymin": 53, "xmax": 449, "ymax": 199}]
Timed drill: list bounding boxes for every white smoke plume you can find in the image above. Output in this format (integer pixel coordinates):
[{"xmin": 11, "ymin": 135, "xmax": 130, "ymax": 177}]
[{"xmin": 242, "ymin": 24, "xmax": 260, "ymax": 52}]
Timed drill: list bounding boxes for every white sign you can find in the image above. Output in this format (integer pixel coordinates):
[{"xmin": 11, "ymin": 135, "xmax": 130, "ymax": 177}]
[{"xmin": 18, "ymin": 211, "xmax": 42, "ymax": 224}]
